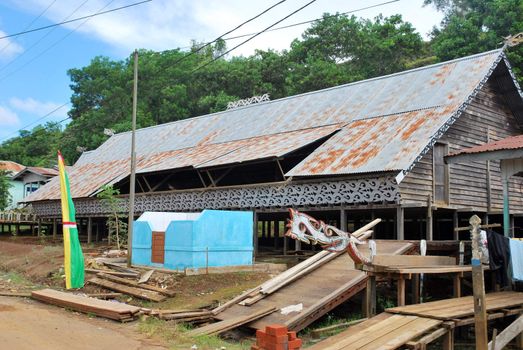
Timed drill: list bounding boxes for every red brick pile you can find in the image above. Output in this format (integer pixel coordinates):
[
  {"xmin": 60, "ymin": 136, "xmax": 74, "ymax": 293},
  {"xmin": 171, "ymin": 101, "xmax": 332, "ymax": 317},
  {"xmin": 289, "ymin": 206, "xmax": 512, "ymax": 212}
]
[{"xmin": 252, "ymin": 324, "xmax": 302, "ymax": 350}]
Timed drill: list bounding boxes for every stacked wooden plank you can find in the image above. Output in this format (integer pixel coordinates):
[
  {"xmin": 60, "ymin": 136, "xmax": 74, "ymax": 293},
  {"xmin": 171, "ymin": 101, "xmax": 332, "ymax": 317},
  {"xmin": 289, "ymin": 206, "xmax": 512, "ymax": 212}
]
[
  {"xmin": 151, "ymin": 309, "xmax": 214, "ymax": 323},
  {"xmin": 214, "ymin": 241, "xmax": 414, "ymax": 332},
  {"xmin": 32, "ymin": 289, "xmax": 141, "ymax": 322},
  {"xmin": 188, "ymin": 306, "xmax": 277, "ymax": 337},
  {"xmin": 88, "ymin": 277, "xmax": 167, "ymax": 302}
]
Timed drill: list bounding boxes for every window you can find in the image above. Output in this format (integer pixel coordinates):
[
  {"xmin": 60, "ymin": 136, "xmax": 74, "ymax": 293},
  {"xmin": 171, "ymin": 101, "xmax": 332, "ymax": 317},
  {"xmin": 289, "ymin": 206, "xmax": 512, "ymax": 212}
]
[{"xmin": 433, "ymin": 143, "xmax": 449, "ymax": 203}]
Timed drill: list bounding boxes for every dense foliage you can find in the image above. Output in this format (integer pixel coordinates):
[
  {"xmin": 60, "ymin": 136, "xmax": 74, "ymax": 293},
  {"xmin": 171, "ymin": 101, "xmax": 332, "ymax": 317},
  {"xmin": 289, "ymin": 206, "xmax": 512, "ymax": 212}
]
[
  {"xmin": 0, "ymin": 170, "xmax": 12, "ymax": 210},
  {"xmin": 0, "ymin": 2, "xmax": 521, "ymax": 166}
]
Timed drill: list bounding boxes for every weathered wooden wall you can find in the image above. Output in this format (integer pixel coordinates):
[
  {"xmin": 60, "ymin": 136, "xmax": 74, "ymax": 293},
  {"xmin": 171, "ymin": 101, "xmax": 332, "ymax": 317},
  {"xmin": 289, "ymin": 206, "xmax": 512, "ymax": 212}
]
[{"xmin": 400, "ymin": 79, "xmax": 523, "ymax": 213}]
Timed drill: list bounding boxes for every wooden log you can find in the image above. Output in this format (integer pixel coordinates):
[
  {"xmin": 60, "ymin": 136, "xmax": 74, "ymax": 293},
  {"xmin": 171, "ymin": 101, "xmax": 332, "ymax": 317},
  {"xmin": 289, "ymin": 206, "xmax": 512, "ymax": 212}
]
[
  {"xmin": 188, "ymin": 306, "xmax": 276, "ymax": 336},
  {"xmin": 88, "ymin": 277, "xmax": 166, "ymax": 302},
  {"xmin": 96, "ymin": 273, "xmax": 175, "ymax": 297}
]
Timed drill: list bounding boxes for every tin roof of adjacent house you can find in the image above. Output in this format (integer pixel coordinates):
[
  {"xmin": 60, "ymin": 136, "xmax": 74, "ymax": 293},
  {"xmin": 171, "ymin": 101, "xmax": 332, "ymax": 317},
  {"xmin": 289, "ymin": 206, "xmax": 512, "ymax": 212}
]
[
  {"xmin": 11, "ymin": 166, "xmax": 58, "ymax": 180},
  {"xmin": 0, "ymin": 161, "xmax": 25, "ymax": 176},
  {"xmin": 449, "ymin": 134, "xmax": 523, "ymax": 156},
  {"xmin": 23, "ymin": 49, "xmax": 523, "ymax": 202}
]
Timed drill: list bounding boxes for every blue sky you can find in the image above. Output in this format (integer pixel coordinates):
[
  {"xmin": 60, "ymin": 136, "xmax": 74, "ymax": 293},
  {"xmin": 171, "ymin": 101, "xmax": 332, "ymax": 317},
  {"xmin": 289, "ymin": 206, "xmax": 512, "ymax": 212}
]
[{"xmin": 0, "ymin": 0, "xmax": 442, "ymax": 142}]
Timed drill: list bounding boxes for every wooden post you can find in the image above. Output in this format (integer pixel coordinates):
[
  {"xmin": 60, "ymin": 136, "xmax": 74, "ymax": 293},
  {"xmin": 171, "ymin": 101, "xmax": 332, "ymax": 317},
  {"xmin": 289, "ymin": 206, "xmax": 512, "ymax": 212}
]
[
  {"xmin": 503, "ymin": 176, "xmax": 510, "ymax": 237},
  {"xmin": 396, "ymin": 206, "xmax": 404, "ymax": 240},
  {"xmin": 295, "ymin": 236, "xmax": 301, "ymax": 251},
  {"xmin": 412, "ymin": 275, "xmax": 420, "ymax": 304},
  {"xmin": 253, "ymin": 212, "xmax": 258, "ymax": 260},
  {"xmin": 52, "ymin": 219, "xmax": 57, "ymax": 239},
  {"xmin": 371, "ymin": 211, "xmax": 376, "ymax": 238},
  {"xmin": 15, "ymin": 224, "xmax": 20, "ymax": 236},
  {"xmin": 37, "ymin": 219, "xmax": 42, "ymax": 237},
  {"xmin": 470, "ymin": 214, "xmax": 488, "ymax": 350},
  {"xmin": 453, "ymin": 211, "xmax": 459, "ymax": 240},
  {"xmin": 442, "ymin": 328, "xmax": 454, "ymax": 350},
  {"xmin": 340, "ymin": 208, "xmax": 347, "ymax": 232},
  {"xmin": 87, "ymin": 217, "xmax": 92, "ymax": 244},
  {"xmin": 511, "ymin": 215, "xmax": 515, "ymax": 238},
  {"xmin": 95, "ymin": 220, "xmax": 100, "ymax": 242},
  {"xmin": 273, "ymin": 220, "xmax": 279, "ymax": 248},
  {"xmin": 453, "ymin": 274, "xmax": 461, "ymax": 298},
  {"xmin": 426, "ymin": 194, "xmax": 433, "ymax": 241},
  {"xmin": 365, "ymin": 275, "xmax": 376, "ymax": 317},
  {"xmin": 397, "ymin": 277, "xmax": 406, "ymax": 306}
]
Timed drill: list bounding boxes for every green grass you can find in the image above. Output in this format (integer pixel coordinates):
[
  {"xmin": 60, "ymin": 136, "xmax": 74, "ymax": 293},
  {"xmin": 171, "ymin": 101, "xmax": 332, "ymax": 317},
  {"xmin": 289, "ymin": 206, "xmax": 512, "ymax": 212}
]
[{"xmin": 138, "ymin": 317, "xmax": 253, "ymax": 350}]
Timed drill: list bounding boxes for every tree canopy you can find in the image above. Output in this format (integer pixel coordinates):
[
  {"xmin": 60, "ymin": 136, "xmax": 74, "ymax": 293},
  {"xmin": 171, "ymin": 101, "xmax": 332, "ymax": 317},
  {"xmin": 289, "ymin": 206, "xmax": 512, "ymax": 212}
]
[{"xmin": 0, "ymin": 3, "xmax": 521, "ymax": 166}]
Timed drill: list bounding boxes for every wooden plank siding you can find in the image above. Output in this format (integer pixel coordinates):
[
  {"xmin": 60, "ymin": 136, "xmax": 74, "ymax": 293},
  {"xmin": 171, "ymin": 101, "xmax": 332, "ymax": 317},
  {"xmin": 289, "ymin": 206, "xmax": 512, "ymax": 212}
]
[{"xmin": 399, "ymin": 80, "xmax": 523, "ymax": 213}]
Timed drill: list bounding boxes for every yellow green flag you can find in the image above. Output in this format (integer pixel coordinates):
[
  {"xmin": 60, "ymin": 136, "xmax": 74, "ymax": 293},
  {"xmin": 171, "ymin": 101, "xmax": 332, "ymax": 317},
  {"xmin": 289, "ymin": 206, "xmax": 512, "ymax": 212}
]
[{"xmin": 58, "ymin": 151, "xmax": 84, "ymax": 289}]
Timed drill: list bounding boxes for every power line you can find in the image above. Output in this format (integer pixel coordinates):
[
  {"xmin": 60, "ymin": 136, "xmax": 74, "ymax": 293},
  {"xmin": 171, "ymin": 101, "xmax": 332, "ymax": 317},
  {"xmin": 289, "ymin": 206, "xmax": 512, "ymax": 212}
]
[
  {"xmin": 0, "ymin": 0, "xmax": 91, "ymax": 74},
  {"xmin": 222, "ymin": 0, "xmax": 400, "ymax": 42},
  {"xmin": 0, "ymin": 103, "xmax": 69, "ymax": 142},
  {"xmin": 180, "ymin": 0, "xmax": 400, "ymax": 50},
  {"xmin": 0, "ymin": 0, "xmax": 58, "ymax": 57},
  {"xmin": 193, "ymin": 0, "xmax": 319, "ymax": 73},
  {"xmin": 0, "ymin": 0, "xmax": 118, "ymax": 82},
  {"xmin": 0, "ymin": 0, "xmax": 153, "ymax": 41},
  {"xmin": 173, "ymin": 0, "xmax": 287, "ymax": 66}
]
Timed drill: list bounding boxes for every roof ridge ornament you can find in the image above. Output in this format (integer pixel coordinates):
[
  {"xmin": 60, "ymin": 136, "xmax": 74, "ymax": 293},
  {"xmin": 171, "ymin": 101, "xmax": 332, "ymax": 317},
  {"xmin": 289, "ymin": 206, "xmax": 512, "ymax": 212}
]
[
  {"xmin": 227, "ymin": 93, "xmax": 270, "ymax": 110},
  {"xmin": 502, "ymin": 33, "xmax": 523, "ymax": 49}
]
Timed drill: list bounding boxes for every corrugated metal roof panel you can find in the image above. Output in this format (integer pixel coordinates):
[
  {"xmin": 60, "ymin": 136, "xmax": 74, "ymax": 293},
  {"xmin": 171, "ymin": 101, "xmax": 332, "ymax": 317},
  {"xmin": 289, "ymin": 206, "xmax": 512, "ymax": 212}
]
[
  {"xmin": 449, "ymin": 134, "xmax": 523, "ymax": 156},
  {"xmin": 25, "ymin": 50, "xmax": 514, "ymax": 201},
  {"xmin": 286, "ymin": 105, "xmax": 460, "ymax": 176}
]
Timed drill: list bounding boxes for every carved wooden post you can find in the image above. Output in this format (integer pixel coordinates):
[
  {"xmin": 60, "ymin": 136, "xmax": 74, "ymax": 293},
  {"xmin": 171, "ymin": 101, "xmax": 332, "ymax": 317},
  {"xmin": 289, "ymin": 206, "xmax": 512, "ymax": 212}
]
[{"xmin": 470, "ymin": 214, "xmax": 488, "ymax": 350}]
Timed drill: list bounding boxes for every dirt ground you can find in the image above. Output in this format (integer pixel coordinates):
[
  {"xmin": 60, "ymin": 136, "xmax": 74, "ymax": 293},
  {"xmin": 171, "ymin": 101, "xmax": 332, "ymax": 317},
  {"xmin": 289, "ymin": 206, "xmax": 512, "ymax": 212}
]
[
  {"xmin": 0, "ymin": 296, "xmax": 166, "ymax": 350},
  {"xmin": 0, "ymin": 236, "xmax": 271, "ymax": 349}
]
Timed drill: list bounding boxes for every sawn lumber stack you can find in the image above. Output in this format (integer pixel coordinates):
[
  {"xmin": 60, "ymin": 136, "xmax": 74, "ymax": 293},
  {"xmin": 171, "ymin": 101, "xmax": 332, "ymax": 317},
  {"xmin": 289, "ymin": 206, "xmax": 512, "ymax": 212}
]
[{"xmin": 31, "ymin": 288, "xmax": 141, "ymax": 322}]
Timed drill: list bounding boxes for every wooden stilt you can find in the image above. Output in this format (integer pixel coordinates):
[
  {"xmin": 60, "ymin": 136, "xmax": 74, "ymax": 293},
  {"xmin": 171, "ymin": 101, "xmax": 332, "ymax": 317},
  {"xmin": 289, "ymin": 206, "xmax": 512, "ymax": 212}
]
[
  {"xmin": 397, "ymin": 277, "xmax": 406, "ymax": 306},
  {"xmin": 273, "ymin": 220, "xmax": 279, "ymax": 248},
  {"xmin": 253, "ymin": 212, "xmax": 258, "ymax": 260},
  {"xmin": 453, "ymin": 211, "xmax": 459, "ymax": 240},
  {"xmin": 87, "ymin": 217, "xmax": 92, "ymax": 244},
  {"xmin": 442, "ymin": 329, "xmax": 454, "ymax": 350},
  {"xmin": 453, "ymin": 274, "xmax": 461, "ymax": 298},
  {"xmin": 412, "ymin": 275, "xmax": 420, "ymax": 304},
  {"xmin": 364, "ymin": 275, "xmax": 376, "ymax": 317},
  {"xmin": 37, "ymin": 219, "xmax": 42, "ymax": 237},
  {"xmin": 283, "ymin": 235, "xmax": 288, "ymax": 256},
  {"xmin": 52, "ymin": 219, "xmax": 57, "ymax": 239},
  {"xmin": 396, "ymin": 206, "xmax": 405, "ymax": 240},
  {"xmin": 95, "ymin": 220, "xmax": 100, "ymax": 242},
  {"xmin": 340, "ymin": 208, "xmax": 347, "ymax": 232}
]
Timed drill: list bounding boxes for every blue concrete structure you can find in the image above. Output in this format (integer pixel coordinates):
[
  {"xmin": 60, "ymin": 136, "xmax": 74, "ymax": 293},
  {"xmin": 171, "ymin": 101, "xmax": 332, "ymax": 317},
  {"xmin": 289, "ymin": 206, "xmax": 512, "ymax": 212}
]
[{"xmin": 132, "ymin": 210, "xmax": 253, "ymax": 271}]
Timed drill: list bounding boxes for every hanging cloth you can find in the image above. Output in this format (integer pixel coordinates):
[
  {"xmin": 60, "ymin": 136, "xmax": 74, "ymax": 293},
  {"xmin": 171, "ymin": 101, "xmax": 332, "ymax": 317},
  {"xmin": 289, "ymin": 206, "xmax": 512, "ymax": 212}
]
[{"xmin": 487, "ymin": 230, "xmax": 511, "ymax": 287}]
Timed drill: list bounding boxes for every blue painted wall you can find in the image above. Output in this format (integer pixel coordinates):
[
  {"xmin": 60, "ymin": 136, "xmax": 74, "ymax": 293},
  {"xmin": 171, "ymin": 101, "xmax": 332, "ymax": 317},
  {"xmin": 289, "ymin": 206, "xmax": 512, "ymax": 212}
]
[{"xmin": 131, "ymin": 210, "xmax": 253, "ymax": 270}]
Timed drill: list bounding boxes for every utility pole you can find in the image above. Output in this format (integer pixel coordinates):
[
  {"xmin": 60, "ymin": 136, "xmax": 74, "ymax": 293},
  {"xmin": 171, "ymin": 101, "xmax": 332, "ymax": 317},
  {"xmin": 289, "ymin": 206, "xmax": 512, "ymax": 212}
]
[{"xmin": 127, "ymin": 50, "xmax": 138, "ymax": 267}]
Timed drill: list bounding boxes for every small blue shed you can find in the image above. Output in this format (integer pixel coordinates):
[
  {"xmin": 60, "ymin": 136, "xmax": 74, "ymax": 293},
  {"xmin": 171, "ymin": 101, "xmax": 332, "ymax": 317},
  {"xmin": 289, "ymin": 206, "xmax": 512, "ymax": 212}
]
[{"xmin": 131, "ymin": 210, "xmax": 253, "ymax": 271}]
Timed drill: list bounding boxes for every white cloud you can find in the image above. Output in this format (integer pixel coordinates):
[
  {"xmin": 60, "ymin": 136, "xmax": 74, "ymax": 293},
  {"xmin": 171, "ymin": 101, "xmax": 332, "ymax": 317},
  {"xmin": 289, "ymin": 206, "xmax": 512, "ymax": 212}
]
[
  {"xmin": 0, "ymin": 105, "xmax": 20, "ymax": 127},
  {"xmin": 0, "ymin": 30, "xmax": 24, "ymax": 61},
  {"xmin": 9, "ymin": 0, "xmax": 443, "ymax": 56},
  {"xmin": 9, "ymin": 97, "xmax": 64, "ymax": 116}
]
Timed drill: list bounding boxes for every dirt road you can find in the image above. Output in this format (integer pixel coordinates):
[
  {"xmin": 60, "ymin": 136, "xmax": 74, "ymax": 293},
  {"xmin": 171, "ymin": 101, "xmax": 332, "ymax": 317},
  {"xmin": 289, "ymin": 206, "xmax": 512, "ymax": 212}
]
[{"xmin": 0, "ymin": 296, "xmax": 166, "ymax": 350}]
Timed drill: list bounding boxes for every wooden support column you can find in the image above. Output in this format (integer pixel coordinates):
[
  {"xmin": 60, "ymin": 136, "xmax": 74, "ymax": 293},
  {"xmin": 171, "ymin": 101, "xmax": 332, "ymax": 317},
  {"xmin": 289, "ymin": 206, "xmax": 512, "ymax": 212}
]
[
  {"xmin": 397, "ymin": 277, "xmax": 406, "ymax": 306},
  {"xmin": 453, "ymin": 211, "xmax": 459, "ymax": 241},
  {"xmin": 87, "ymin": 217, "xmax": 92, "ymax": 244},
  {"xmin": 283, "ymin": 233, "xmax": 288, "ymax": 256},
  {"xmin": 15, "ymin": 224, "xmax": 20, "ymax": 236},
  {"xmin": 442, "ymin": 328, "xmax": 454, "ymax": 350},
  {"xmin": 396, "ymin": 206, "xmax": 404, "ymax": 240},
  {"xmin": 511, "ymin": 215, "xmax": 515, "ymax": 238},
  {"xmin": 470, "ymin": 215, "xmax": 488, "ymax": 350},
  {"xmin": 340, "ymin": 208, "xmax": 347, "ymax": 232},
  {"xmin": 273, "ymin": 220, "xmax": 279, "ymax": 248},
  {"xmin": 453, "ymin": 274, "xmax": 461, "ymax": 298},
  {"xmin": 295, "ymin": 236, "xmax": 301, "ymax": 252},
  {"xmin": 427, "ymin": 195, "xmax": 433, "ymax": 241},
  {"xmin": 37, "ymin": 219, "xmax": 42, "ymax": 237},
  {"xmin": 253, "ymin": 212, "xmax": 258, "ymax": 260},
  {"xmin": 364, "ymin": 275, "xmax": 376, "ymax": 317},
  {"xmin": 95, "ymin": 220, "xmax": 100, "ymax": 242},
  {"xmin": 261, "ymin": 221, "xmax": 266, "ymax": 239},
  {"xmin": 412, "ymin": 275, "xmax": 420, "ymax": 304},
  {"xmin": 52, "ymin": 219, "xmax": 57, "ymax": 239},
  {"xmin": 503, "ymin": 176, "xmax": 510, "ymax": 238}
]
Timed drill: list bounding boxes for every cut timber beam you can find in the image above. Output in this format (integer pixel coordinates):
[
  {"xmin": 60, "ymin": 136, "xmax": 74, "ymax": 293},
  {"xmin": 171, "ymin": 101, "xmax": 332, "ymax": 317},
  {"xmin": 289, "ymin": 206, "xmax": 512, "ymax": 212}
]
[
  {"xmin": 188, "ymin": 306, "xmax": 276, "ymax": 336},
  {"xmin": 88, "ymin": 277, "xmax": 166, "ymax": 302},
  {"xmin": 97, "ymin": 272, "xmax": 175, "ymax": 297},
  {"xmin": 488, "ymin": 314, "xmax": 523, "ymax": 350}
]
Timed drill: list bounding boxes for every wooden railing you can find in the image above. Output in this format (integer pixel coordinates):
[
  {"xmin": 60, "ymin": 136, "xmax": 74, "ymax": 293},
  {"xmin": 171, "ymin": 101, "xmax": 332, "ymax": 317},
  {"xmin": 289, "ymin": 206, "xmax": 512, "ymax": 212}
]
[{"xmin": 0, "ymin": 211, "xmax": 38, "ymax": 223}]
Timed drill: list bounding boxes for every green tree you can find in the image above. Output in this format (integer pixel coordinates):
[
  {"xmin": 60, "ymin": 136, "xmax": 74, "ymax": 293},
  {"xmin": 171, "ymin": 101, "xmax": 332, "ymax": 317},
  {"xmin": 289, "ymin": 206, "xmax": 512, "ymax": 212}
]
[
  {"xmin": 425, "ymin": 0, "xmax": 523, "ymax": 84},
  {"xmin": 96, "ymin": 185, "xmax": 128, "ymax": 249},
  {"xmin": 0, "ymin": 171, "xmax": 12, "ymax": 210}
]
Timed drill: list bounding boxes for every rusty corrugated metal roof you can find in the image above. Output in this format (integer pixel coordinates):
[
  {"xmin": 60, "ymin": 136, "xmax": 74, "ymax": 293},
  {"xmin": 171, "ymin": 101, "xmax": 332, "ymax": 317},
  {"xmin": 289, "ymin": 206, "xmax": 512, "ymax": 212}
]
[
  {"xmin": 286, "ymin": 105, "xmax": 460, "ymax": 176},
  {"xmin": 25, "ymin": 49, "xmax": 516, "ymax": 201},
  {"xmin": 0, "ymin": 161, "xmax": 24, "ymax": 175},
  {"xmin": 449, "ymin": 134, "xmax": 523, "ymax": 156}
]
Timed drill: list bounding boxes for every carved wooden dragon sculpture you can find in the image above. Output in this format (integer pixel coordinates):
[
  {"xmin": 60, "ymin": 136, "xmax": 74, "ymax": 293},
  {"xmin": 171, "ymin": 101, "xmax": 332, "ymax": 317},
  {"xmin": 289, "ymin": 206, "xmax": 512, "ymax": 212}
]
[{"xmin": 285, "ymin": 208, "xmax": 373, "ymax": 265}]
